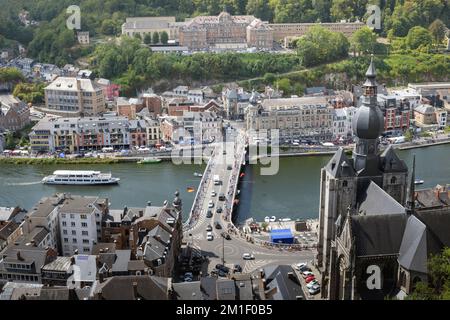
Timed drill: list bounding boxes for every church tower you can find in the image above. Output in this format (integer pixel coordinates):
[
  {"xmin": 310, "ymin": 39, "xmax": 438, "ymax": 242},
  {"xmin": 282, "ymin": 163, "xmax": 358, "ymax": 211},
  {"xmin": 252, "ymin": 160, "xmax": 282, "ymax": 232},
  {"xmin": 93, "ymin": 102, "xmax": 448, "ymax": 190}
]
[{"xmin": 317, "ymin": 57, "xmax": 408, "ymax": 299}]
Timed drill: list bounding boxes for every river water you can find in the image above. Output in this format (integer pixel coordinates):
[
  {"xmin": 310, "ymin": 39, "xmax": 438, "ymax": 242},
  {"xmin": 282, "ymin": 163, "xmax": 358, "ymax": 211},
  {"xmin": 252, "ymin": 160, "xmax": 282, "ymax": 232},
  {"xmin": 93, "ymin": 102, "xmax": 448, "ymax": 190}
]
[{"xmin": 0, "ymin": 144, "xmax": 449, "ymax": 223}]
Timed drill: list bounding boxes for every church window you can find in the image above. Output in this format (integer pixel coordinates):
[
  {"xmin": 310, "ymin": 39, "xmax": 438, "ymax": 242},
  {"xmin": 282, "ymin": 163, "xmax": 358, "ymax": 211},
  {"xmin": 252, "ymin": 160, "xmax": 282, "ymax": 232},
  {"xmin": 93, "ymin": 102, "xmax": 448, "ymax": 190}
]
[
  {"xmin": 343, "ymin": 180, "xmax": 348, "ymax": 187},
  {"xmin": 391, "ymin": 176, "xmax": 397, "ymax": 184}
]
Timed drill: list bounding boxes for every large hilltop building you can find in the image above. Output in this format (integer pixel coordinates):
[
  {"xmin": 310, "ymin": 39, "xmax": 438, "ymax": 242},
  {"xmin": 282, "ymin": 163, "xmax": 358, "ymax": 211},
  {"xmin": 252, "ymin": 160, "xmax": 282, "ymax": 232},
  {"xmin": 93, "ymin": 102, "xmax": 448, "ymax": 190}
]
[
  {"xmin": 123, "ymin": 12, "xmax": 363, "ymax": 51},
  {"xmin": 316, "ymin": 58, "xmax": 450, "ymax": 300}
]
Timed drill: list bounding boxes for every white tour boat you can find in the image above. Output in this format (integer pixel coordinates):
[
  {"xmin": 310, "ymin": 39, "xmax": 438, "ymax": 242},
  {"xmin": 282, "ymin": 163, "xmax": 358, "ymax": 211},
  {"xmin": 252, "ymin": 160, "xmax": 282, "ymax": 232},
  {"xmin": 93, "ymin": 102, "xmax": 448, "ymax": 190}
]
[{"xmin": 42, "ymin": 170, "xmax": 120, "ymax": 185}]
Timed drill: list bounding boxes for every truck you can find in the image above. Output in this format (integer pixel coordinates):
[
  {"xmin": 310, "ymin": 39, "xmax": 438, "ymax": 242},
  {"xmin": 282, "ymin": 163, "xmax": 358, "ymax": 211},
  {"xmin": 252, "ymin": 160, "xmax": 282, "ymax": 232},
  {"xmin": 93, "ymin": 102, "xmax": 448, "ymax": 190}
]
[{"xmin": 213, "ymin": 175, "xmax": 221, "ymax": 185}]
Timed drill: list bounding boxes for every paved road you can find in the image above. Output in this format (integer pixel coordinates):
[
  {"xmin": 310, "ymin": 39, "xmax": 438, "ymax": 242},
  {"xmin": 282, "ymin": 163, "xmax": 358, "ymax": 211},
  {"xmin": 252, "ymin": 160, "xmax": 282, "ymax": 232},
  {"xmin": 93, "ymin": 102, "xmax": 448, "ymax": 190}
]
[{"xmin": 184, "ymin": 125, "xmax": 316, "ymax": 274}]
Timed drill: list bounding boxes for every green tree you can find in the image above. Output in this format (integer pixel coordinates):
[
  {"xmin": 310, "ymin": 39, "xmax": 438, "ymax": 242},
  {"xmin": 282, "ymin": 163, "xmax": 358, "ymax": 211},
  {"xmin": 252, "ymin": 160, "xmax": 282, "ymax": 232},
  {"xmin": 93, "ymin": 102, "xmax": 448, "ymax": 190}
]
[
  {"xmin": 277, "ymin": 78, "xmax": 291, "ymax": 96},
  {"xmin": 100, "ymin": 19, "xmax": 117, "ymax": 35},
  {"xmin": 428, "ymin": 19, "xmax": 447, "ymax": 45},
  {"xmin": 264, "ymin": 72, "xmax": 276, "ymax": 84},
  {"xmin": 350, "ymin": 26, "xmax": 378, "ymax": 55},
  {"xmin": 409, "ymin": 247, "xmax": 450, "ymax": 300},
  {"xmin": 133, "ymin": 33, "xmax": 142, "ymax": 41},
  {"xmin": 246, "ymin": 0, "xmax": 274, "ymax": 21},
  {"xmin": 152, "ymin": 31, "xmax": 160, "ymax": 44},
  {"xmin": 406, "ymin": 26, "xmax": 433, "ymax": 50},
  {"xmin": 160, "ymin": 31, "xmax": 169, "ymax": 44},
  {"xmin": 144, "ymin": 33, "xmax": 152, "ymax": 45}
]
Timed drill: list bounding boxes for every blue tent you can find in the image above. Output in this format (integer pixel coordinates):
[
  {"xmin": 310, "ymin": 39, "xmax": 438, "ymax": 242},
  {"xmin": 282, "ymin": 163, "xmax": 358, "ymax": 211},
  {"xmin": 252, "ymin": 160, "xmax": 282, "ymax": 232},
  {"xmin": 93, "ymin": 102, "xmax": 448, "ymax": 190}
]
[{"xmin": 270, "ymin": 229, "xmax": 294, "ymax": 244}]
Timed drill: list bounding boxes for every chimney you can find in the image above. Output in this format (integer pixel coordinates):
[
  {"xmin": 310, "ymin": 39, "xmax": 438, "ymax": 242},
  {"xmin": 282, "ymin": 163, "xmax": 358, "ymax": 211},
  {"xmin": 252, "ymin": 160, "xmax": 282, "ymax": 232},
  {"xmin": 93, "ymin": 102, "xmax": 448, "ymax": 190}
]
[
  {"xmin": 16, "ymin": 251, "xmax": 23, "ymax": 261},
  {"xmin": 132, "ymin": 282, "xmax": 138, "ymax": 300}
]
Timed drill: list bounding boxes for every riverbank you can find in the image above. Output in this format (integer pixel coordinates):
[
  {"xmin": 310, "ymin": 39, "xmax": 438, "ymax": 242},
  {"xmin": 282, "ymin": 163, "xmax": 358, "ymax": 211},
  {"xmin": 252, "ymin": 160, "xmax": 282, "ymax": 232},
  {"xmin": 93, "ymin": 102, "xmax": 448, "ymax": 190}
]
[{"xmin": 0, "ymin": 155, "xmax": 210, "ymax": 165}]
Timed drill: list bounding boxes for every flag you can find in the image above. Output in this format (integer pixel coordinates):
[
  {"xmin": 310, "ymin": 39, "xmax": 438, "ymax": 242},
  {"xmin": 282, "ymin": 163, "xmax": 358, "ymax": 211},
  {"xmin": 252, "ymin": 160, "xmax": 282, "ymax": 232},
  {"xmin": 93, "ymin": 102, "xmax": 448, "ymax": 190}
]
[{"xmin": 187, "ymin": 187, "xmax": 195, "ymax": 193}]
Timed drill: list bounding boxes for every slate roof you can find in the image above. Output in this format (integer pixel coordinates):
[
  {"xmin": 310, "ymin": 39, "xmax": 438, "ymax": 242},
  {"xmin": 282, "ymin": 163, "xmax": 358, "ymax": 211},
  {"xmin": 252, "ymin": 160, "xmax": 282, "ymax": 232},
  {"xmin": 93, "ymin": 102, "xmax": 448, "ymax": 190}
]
[
  {"xmin": 325, "ymin": 148, "xmax": 355, "ymax": 178},
  {"xmin": 351, "ymin": 214, "xmax": 407, "ymax": 256},
  {"xmin": 0, "ymin": 221, "xmax": 20, "ymax": 240},
  {"xmin": 111, "ymin": 250, "xmax": 131, "ymax": 273},
  {"xmin": 127, "ymin": 260, "xmax": 147, "ymax": 271},
  {"xmin": 172, "ymin": 281, "xmax": 205, "ymax": 300},
  {"xmin": 357, "ymin": 181, "xmax": 406, "ymax": 216},
  {"xmin": 263, "ymin": 265, "xmax": 304, "ymax": 300},
  {"xmin": 143, "ymin": 237, "xmax": 165, "ymax": 262},
  {"xmin": 94, "ymin": 276, "xmax": 169, "ymax": 300},
  {"xmin": 380, "ymin": 146, "xmax": 408, "ymax": 173},
  {"xmin": 42, "ymin": 256, "xmax": 72, "ymax": 272},
  {"xmin": 398, "ymin": 215, "xmax": 428, "ymax": 273},
  {"xmin": 148, "ymin": 225, "xmax": 171, "ymax": 245}
]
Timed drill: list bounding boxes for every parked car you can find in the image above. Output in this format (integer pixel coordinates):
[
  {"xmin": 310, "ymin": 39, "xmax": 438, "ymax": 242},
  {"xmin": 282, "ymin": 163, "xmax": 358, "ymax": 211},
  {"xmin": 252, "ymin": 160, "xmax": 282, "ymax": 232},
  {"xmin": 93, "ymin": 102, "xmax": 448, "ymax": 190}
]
[
  {"xmin": 264, "ymin": 216, "xmax": 270, "ymax": 223},
  {"xmin": 295, "ymin": 262, "xmax": 307, "ymax": 271},
  {"xmin": 206, "ymin": 224, "xmax": 212, "ymax": 231},
  {"xmin": 215, "ymin": 264, "xmax": 230, "ymax": 273},
  {"xmin": 227, "ymin": 165, "xmax": 232, "ymax": 170},
  {"xmin": 305, "ymin": 275, "xmax": 316, "ymax": 283},
  {"xmin": 207, "ymin": 232, "xmax": 214, "ymax": 241},
  {"xmin": 302, "ymin": 271, "xmax": 314, "ymax": 278},
  {"xmin": 208, "ymin": 200, "xmax": 214, "ymax": 208},
  {"xmin": 211, "ymin": 191, "xmax": 217, "ymax": 197},
  {"xmin": 307, "ymin": 280, "xmax": 319, "ymax": 289},
  {"xmin": 242, "ymin": 253, "xmax": 255, "ymax": 260},
  {"xmin": 219, "ymin": 193, "xmax": 226, "ymax": 201},
  {"xmin": 269, "ymin": 216, "xmax": 276, "ymax": 222},
  {"xmin": 215, "ymin": 222, "xmax": 222, "ymax": 229},
  {"xmin": 308, "ymin": 285, "xmax": 320, "ymax": 295},
  {"xmin": 216, "ymin": 207, "xmax": 223, "ymax": 213},
  {"xmin": 206, "ymin": 210, "xmax": 213, "ymax": 218},
  {"xmin": 234, "ymin": 264, "xmax": 242, "ymax": 273},
  {"xmin": 221, "ymin": 232, "xmax": 231, "ymax": 240},
  {"xmin": 218, "ymin": 269, "xmax": 227, "ymax": 277}
]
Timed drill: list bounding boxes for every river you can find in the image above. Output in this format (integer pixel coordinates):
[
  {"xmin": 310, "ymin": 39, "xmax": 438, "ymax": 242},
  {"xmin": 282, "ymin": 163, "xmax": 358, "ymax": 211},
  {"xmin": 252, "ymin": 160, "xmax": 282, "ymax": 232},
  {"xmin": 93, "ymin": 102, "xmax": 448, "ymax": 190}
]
[{"xmin": 0, "ymin": 144, "xmax": 449, "ymax": 224}]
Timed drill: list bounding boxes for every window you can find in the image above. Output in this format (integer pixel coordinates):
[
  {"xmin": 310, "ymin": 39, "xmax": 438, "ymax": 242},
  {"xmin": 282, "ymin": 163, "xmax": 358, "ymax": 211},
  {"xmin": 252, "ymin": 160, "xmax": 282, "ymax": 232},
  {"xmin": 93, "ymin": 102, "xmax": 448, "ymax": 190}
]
[
  {"xmin": 71, "ymin": 222, "xmax": 76, "ymax": 227},
  {"xmin": 71, "ymin": 230, "xmax": 76, "ymax": 235},
  {"xmin": 64, "ymin": 238, "xmax": 69, "ymax": 243},
  {"xmin": 82, "ymin": 239, "xmax": 89, "ymax": 244},
  {"xmin": 61, "ymin": 214, "xmax": 66, "ymax": 218},
  {"xmin": 391, "ymin": 176, "xmax": 397, "ymax": 184},
  {"xmin": 62, "ymin": 221, "xmax": 67, "ymax": 227},
  {"xmin": 82, "ymin": 231, "xmax": 88, "ymax": 236},
  {"xmin": 70, "ymin": 214, "xmax": 75, "ymax": 219},
  {"xmin": 63, "ymin": 229, "xmax": 67, "ymax": 235},
  {"xmin": 72, "ymin": 238, "xmax": 77, "ymax": 243},
  {"xmin": 83, "ymin": 247, "xmax": 90, "ymax": 253},
  {"xmin": 81, "ymin": 222, "xmax": 88, "ymax": 228},
  {"xmin": 80, "ymin": 214, "xmax": 87, "ymax": 219}
]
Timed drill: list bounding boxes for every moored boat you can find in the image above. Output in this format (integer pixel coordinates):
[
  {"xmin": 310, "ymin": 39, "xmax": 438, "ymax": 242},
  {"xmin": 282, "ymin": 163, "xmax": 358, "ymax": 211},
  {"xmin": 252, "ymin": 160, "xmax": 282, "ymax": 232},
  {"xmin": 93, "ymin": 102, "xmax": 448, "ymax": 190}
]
[
  {"xmin": 137, "ymin": 157, "xmax": 162, "ymax": 164},
  {"xmin": 42, "ymin": 170, "xmax": 120, "ymax": 185},
  {"xmin": 414, "ymin": 179, "xmax": 424, "ymax": 185},
  {"xmin": 193, "ymin": 172, "xmax": 203, "ymax": 177}
]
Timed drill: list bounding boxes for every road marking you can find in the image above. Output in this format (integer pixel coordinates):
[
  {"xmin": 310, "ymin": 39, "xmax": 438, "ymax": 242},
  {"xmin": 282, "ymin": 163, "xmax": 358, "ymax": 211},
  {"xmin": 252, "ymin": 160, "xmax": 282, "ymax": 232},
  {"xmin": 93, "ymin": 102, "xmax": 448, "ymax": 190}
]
[{"xmin": 243, "ymin": 259, "xmax": 274, "ymax": 273}]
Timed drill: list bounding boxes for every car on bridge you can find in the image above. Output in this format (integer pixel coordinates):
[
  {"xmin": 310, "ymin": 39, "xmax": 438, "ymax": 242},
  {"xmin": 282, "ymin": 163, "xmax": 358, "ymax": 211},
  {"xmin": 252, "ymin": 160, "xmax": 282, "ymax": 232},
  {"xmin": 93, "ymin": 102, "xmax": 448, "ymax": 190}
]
[
  {"xmin": 208, "ymin": 200, "xmax": 214, "ymax": 208},
  {"xmin": 219, "ymin": 193, "xmax": 226, "ymax": 201},
  {"xmin": 206, "ymin": 224, "xmax": 212, "ymax": 231},
  {"xmin": 207, "ymin": 232, "xmax": 214, "ymax": 241},
  {"xmin": 206, "ymin": 210, "xmax": 213, "ymax": 218},
  {"xmin": 211, "ymin": 191, "xmax": 217, "ymax": 197}
]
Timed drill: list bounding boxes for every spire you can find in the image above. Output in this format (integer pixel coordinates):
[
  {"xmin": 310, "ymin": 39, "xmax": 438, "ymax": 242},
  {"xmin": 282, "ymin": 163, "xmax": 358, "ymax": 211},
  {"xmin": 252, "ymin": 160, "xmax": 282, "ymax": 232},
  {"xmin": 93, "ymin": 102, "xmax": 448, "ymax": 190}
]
[
  {"xmin": 406, "ymin": 155, "xmax": 416, "ymax": 215},
  {"xmin": 365, "ymin": 55, "xmax": 376, "ymax": 78}
]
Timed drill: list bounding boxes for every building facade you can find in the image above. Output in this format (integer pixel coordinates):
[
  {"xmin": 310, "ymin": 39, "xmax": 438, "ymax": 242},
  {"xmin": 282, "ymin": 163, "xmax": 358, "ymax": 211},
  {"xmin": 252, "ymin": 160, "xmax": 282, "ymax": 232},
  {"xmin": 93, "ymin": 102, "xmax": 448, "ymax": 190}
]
[
  {"xmin": 246, "ymin": 96, "xmax": 334, "ymax": 142},
  {"xmin": 0, "ymin": 95, "xmax": 30, "ymax": 131},
  {"xmin": 44, "ymin": 77, "xmax": 106, "ymax": 117}
]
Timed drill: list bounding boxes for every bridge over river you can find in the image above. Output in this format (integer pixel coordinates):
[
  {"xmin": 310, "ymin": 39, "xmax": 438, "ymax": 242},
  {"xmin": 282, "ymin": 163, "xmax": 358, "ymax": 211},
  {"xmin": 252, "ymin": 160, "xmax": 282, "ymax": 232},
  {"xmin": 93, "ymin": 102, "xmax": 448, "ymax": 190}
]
[{"xmin": 182, "ymin": 126, "xmax": 316, "ymax": 274}]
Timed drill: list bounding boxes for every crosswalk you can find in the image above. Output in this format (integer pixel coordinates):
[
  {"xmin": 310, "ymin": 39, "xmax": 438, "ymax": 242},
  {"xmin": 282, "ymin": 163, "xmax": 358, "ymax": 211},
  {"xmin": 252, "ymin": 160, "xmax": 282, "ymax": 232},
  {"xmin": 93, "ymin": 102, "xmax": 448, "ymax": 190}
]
[{"xmin": 242, "ymin": 259, "xmax": 275, "ymax": 273}]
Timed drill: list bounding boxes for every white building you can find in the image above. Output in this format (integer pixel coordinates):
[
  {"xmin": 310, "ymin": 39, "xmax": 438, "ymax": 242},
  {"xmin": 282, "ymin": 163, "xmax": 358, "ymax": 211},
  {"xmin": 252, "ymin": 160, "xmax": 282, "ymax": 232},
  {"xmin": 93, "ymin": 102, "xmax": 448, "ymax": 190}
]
[
  {"xmin": 187, "ymin": 89, "xmax": 204, "ymax": 104},
  {"xmin": 58, "ymin": 195, "xmax": 107, "ymax": 256},
  {"xmin": 436, "ymin": 108, "xmax": 448, "ymax": 129}
]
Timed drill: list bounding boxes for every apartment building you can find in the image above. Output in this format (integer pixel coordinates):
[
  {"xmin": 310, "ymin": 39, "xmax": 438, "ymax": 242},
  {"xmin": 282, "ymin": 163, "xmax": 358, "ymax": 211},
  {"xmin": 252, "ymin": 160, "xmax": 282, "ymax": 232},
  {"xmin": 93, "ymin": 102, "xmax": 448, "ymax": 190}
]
[
  {"xmin": 0, "ymin": 94, "xmax": 30, "ymax": 131},
  {"xmin": 29, "ymin": 116, "xmax": 130, "ymax": 153},
  {"xmin": 44, "ymin": 77, "xmax": 106, "ymax": 116},
  {"xmin": 246, "ymin": 96, "xmax": 334, "ymax": 141},
  {"xmin": 58, "ymin": 195, "xmax": 108, "ymax": 256}
]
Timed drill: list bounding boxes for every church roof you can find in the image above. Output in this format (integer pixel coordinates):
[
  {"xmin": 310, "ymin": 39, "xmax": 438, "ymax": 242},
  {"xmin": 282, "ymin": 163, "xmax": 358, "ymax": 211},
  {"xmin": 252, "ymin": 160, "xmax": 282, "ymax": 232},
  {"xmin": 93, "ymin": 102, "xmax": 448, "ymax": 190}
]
[
  {"xmin": 324, "ymin": 148, "xmax": 355, "ymax": 178},
  {"xmin": 351, "ymin": 214, "xmax": 407, "ymax": 257},
  {"xmin": 398, "ymin": 215, "xmax": 428, "ymax": 273},
  {"xmin": 357, "ymin": 181, "xmax": 406, "ymax": 216},
  {"xmin": 365, "ymin": 57, "xmax": 377, "ymax": 78},
  {"xmin": 380, "ymin": 146, "xmax": 408, "ymax": 173}
]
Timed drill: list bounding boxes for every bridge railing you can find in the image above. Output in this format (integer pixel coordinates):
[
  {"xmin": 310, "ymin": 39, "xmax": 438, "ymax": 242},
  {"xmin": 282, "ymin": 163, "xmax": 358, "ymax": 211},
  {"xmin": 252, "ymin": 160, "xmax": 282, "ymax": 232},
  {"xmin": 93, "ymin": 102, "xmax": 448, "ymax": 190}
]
[{"xmin": 183, "ymin": 148, "xmax": 215, "ymax": 231}]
